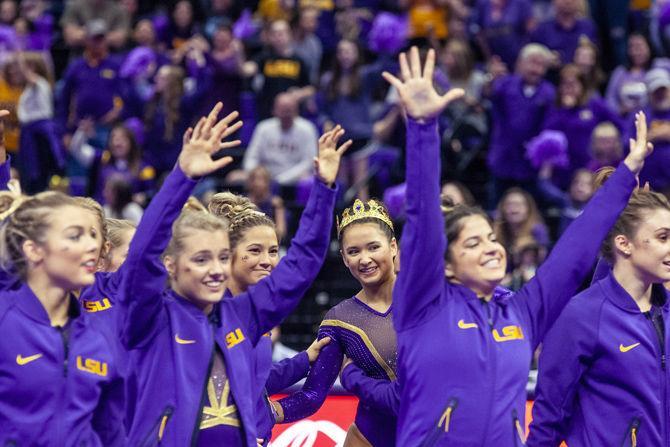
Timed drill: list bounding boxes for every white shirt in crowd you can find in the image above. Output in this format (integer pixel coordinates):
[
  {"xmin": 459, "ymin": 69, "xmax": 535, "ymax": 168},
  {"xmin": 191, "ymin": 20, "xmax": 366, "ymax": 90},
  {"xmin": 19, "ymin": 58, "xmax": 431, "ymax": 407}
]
[
  {"xmin": 18, "ymin": 77, "xmax": 54, "ymax": 124},
  {"xmin": 243, "ymin": 117, "xmax": 319, "ymax": 186}
]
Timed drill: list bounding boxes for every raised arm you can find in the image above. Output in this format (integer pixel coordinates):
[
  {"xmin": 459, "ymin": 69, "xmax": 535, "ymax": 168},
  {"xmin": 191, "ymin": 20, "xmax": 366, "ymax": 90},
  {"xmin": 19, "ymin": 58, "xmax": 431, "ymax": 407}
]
[
  {"xmin": 384, "ymin": 47, "xmax": 464, "ymax": 332},
  {"xmin": 340, "ymin": 363, "xmax": 400, "ymax": 415},
  {"xmin": 119, "ymin": 104, "xmax": 242, "ymax": 348},
  {"xmin": 235, "ymin": 127, "xmax": 350, "ymax": 345},
  {"xmin": 516, "ymin": 112, "xmax": 654, "ymax": 348}
]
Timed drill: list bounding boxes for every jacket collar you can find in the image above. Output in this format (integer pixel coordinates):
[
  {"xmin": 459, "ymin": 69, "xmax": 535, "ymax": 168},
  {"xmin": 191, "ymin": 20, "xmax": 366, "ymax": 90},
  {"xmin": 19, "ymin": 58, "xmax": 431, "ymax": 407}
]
[
  {"xmin": 600, "ymin": 271, "xmax": 669, "ymax": 314},
  {"xmin": 16, "ymin": 283, "xmax": 80, "ymax": 325}
]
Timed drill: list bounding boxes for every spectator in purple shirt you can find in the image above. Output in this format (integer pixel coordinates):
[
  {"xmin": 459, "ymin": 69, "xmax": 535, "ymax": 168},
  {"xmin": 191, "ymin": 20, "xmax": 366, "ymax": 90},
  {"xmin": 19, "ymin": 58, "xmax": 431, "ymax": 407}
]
[
  {"xmin": 475, "ymin": 0, "xmax": 535, "ymax": 70},
  {"xmin": 57, "ymin": 20, "xmax": 125, "ymax": 138},
  {"xmin": 605, "ymin": 33, "xmax": 652, "ymax": 117},
  {"xmin": 487, "ymin": 43, "xmax": 555, "ymax": 206},
  {"xmin": 573, "ymin": 37, "xmax": 605, "ymax": 99},
  {"xmin": 530, "ymin": 0, "xmax": 597, "ymax": 64},
  {"xmin": 543, "ymin": 64, "xmax": 621, "ymax": 188}
]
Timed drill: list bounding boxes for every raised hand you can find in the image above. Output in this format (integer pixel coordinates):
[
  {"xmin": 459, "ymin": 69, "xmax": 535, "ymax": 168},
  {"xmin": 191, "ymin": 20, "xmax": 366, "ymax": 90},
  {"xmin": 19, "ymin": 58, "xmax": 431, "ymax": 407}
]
[
  {"xmin": 314, "ymin": 125, "xmax": 352, "ymax": 187},
  {"xmin": 624, "ymin": 111, "xmax": 654, "ymax": 175},
  {"xmin": 178, "ymin": 102, "xmax": 242, "ymax": 179},
  {"xmin": 0, "ymin": 109, "xmax": 10, "ymax": 164},
  {"xmin": 306, "ymin": 336, "xmax": 331, "ymax": 363},
  {"xmin": 382, "ymin": 47, "xmax": 464, "ymax": 121}
]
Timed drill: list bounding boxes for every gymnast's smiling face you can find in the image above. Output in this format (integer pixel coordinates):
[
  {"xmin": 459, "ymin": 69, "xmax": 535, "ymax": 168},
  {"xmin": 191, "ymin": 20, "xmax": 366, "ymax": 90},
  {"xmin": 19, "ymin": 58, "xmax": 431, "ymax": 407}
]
[
  {"xmin": 445, "ymin": 214, "xmax": 507, "ymax": 299},
  {"xmin": 340, "ymin": 221, "xmax": 397, "ymax": 290}
]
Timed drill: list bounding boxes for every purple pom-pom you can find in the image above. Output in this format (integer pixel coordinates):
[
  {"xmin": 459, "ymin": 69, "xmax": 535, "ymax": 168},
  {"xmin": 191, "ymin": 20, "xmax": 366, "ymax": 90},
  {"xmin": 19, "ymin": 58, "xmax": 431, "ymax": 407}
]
[
  {"xmin": 233, "ymin": 9, "xmax": 258, "ymax": 41},
  {"xmin": 526, "ymin": 130, "xmax": 570, "ymax": 169},
  {"xmin": 368, "ymin": 13, "xmax": 408, "ymax": 55},
  {"xmin": 120, "ymin": 47, "xmax": 156, "ymax": 79}
]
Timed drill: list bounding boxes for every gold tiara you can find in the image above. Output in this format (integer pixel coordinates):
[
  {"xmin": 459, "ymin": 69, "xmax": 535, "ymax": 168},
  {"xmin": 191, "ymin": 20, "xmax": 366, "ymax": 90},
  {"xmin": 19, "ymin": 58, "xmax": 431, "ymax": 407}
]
[{"xmin": 337, "ymin": 199, "xmax": 394, "ymax": 235}]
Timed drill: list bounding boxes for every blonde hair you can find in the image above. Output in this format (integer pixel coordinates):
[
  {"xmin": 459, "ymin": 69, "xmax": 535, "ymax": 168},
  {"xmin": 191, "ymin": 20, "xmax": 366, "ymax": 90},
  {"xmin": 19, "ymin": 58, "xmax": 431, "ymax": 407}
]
[
  {"xmin": 208, "ymin": 192, "xmax": 276, "ymax": 251},
  {"xmin": 163, "ymin": 206, "xmax": 229, "ymax": 260},
  {"xmin": 0, "ymin": 192, "xmax": 81, "ymax": 279},
  {"xmin": 105, "ymin": 218, "xmax": 136, "ymax": 249}
]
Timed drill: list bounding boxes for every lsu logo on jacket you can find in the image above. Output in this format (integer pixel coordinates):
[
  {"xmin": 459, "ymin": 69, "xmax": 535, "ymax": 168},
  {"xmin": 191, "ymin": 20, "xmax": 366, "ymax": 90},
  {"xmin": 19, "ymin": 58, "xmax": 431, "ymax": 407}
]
[
  {"xmin": 83, "ymin": 298, "xmax": 112, "ymax": 313},
  {"xmin": 77, "ymin": 356, "xmax": 108, "ymax": 377},
  {"xmin": 226, "ymin": 328, "xmax": 245, "ymax": 349}
]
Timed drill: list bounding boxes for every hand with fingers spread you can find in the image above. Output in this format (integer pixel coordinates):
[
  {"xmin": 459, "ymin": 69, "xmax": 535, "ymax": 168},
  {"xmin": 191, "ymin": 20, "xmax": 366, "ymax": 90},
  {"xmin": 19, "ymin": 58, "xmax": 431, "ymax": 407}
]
[
  {"xmin": 624, "ymin": 111, "xmax": 654, "ymax": 175},
  {"xmin": 314, "ymin": 125, "xmax": 352, "ymax": 187},
  {"xmin": 0, "ymin": 109, "xmax": 10, "ymax": 164},
  {"xmin": 382, "ymin": 46, "xmax": 464, "ymax": 121},
  {"xmin": 178, "ymin": 102, "xmax": 243, "ymax": 179}
]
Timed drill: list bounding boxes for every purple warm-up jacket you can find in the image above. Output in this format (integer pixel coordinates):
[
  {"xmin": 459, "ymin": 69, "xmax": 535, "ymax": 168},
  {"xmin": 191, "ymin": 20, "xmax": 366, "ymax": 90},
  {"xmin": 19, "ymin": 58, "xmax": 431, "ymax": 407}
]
[
  {"xmin": 0, "ymin": 286, "xmax": 125, "ymax": 446},
  {"xmin": 117, "ymin": 166, "xmax": 336, "ymax": 446},
  {"xmin": 528, "ymin": 272, "xmax": 670, "ymax": 446},
  {"xmin": 223, "ymin": 289, "xmax": 310, "ymax": 445},
  {"xmin": 394, "ymin": 117, "xmax": 636, "ymax": 446}
]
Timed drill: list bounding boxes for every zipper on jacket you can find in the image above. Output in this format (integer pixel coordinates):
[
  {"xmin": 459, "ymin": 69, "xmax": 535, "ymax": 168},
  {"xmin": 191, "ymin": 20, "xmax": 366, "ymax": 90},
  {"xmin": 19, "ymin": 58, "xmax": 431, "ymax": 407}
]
[
  {"xmin": 419, "ymin": 398, "xmax": 459, "ymax": 447},
  {"xmin": 482, "ymin": 299, "xmax": 493, "ymax": 329},
  {"xmin": 57, "ymin": 326, "xmax": 69, "ymax": 376},
  {"xmin": 139, "ymin": 405, "xmax": 174, "ymax": 447},
  {"xmin": 645, "ymin": 310, "xmax": 666, "ymax": 371},
  {"xmin": 190, "ymin": 345, "xmax": 215, "ymax": 446},
  {"xmin": 512, "ymin": 409, "xmax": 526, "ymax": 445}
]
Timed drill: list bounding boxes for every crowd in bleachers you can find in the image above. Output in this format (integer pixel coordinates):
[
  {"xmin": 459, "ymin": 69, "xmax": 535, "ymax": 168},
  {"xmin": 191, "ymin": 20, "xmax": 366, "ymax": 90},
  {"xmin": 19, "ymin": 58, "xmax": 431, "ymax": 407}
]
[{"xmin": 0, "ymin": 0, "xmax": 668, "ymax": 343}]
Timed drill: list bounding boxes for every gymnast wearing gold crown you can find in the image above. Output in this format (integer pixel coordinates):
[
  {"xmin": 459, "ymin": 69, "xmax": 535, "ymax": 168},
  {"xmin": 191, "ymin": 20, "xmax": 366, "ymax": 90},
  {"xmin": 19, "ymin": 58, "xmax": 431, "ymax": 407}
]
[{"xmin": 271, "ymin": 199, "xmax": 399, "ymax": 447}]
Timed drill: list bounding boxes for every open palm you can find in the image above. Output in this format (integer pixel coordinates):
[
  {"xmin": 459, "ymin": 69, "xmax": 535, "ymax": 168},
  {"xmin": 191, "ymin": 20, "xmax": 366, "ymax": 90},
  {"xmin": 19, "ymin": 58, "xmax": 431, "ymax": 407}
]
[
  {"xmin": 624, "ymin": 111, "xmax": 654, "ymax": 175},
  {"xmin": 178, "ymin": 102, "xmax": 242, "ymax": 179},
  {"xmin": 314, "ymin": 125, "xmax": 352, "ymax": 186},
  {"xmin": 382, "ymin": 47, "xmax": 464, "ymax": 121}
]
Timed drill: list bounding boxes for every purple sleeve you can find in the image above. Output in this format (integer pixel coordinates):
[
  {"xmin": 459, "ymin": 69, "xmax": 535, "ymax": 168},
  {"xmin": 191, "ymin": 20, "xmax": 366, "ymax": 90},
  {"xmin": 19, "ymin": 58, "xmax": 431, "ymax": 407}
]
[
  {"xmin": 0, "ymin": 156, "xmax": 10, "ymax": 190},
  {"xmin": 340, "ymin": 363, "xmax": 399, "ymax": 415},
  {"xmin": 265, "ymin": 351, "xmax": 310, "ymax": 395},
  {"xmin": 514, "ymin": 163, "xmax": 636, "ymax": 349},
  {"xmin": 527, "ymin": 298, "xmax": 600, "ymax": 446},
  {"xmin": 232, "ymin": 180, "xmax": 337, "ymax": 345},
  {"xmin": 277, "ymin": 338, "xmax": 343, "ymax": 422},
  {"xmin": 393, "ymin": 118, "xmax": 446, "ymax": 332},
  {"xmin": 591, "ymin": 257, "xmax": 611, "ymax": 285},
  {"xmin": 118, "ymin": 165, "xmax": 198, "ymax": 348}
]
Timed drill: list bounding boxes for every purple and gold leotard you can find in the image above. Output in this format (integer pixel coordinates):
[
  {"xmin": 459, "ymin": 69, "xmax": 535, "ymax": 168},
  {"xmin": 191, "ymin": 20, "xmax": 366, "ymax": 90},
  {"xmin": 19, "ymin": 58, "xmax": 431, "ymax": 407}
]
[{"xmin": 278, "ymin": 297, "xmax": 397, "ymax": 446}]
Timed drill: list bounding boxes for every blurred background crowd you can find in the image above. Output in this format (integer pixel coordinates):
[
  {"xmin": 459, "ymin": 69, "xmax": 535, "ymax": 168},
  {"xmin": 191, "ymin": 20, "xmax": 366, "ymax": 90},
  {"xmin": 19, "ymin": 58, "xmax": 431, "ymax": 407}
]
[{"xmin": 0, "ymin": 0, "xmax": 667, "ymax": 348}]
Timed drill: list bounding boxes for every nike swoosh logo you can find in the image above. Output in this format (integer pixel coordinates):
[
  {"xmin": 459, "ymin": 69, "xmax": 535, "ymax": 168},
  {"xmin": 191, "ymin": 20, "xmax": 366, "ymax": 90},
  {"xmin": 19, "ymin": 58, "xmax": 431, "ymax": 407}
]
[
  {"xmin": 619, "ymin": 342, "xmax": 641, "ymax": 353},
  {"xmin": 458, "ymin": 319, "xmax": 478, "ymax": 329},
  {"xmin": 16, "ymin": 353, "xmax": 43, "ymax": 365},
  {"xmin": 175, "ymin": 334, "xmax": 196, "ymax": 345}
]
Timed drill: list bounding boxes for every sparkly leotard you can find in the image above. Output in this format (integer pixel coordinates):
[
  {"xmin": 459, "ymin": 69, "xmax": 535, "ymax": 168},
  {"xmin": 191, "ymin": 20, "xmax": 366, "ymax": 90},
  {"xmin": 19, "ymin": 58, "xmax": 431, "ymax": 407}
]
[{"xmin": 278, "ymin": 297, "xmax": 397, "ymax": 446}]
